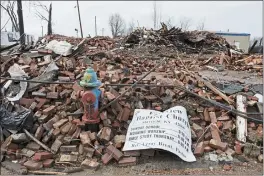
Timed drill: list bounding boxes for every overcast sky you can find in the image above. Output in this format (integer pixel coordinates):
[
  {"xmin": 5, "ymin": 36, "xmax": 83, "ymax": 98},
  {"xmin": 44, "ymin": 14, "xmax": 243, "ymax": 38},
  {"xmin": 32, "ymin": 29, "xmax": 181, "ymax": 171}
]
[{"xmin": 1, "ymin": 1, "xmax": 262, "ymax": 39}]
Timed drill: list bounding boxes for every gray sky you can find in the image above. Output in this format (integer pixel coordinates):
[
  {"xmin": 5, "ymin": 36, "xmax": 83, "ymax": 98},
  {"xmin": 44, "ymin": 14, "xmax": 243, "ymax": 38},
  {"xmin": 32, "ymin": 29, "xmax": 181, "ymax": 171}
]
[{"xmin": 1, "ymin": 1, "xmax": 262, "ymax": 39}]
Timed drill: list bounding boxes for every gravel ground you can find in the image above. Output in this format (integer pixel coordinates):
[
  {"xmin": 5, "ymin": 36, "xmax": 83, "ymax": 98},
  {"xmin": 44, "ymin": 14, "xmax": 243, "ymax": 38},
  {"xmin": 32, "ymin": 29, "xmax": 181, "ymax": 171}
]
[{"xmin": 1, "ymin": 152, "xmax": 263, "ymax": 175}]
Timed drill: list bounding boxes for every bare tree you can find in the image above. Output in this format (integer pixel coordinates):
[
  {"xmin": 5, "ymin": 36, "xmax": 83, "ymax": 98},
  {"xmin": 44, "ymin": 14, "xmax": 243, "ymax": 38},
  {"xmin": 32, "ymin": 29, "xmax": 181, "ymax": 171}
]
[
  {"xmin": 179, "ymin": 17, "xmax": 192, "ymax": 31},
  {"xmin": 164, "ymin": 17, "xmax": 174, "ymax": 29},
  {"xmin": 127, "ymin": 20, "xmax": 135, "ymax": 34},
  {"xmin": 0, "ymin": 1, "xmax": 19, "ymax": 32},
  {"xmin": 33, "ymin": 2, "xmax": 52, "ymax": 35},
  {"xmin": 108, "ymin": 13, "xmax": 126, "ymax": 38},
  {"xmin": 196, "ymin": 18, "xmax": 205, "ymax": 30}
]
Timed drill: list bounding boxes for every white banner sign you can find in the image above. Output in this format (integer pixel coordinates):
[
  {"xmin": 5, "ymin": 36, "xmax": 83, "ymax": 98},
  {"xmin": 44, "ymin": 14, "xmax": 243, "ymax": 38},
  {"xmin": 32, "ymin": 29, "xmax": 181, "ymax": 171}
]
[{"xmin": 123, "ymin": 106, "xmax": 196, "ymax": 162}]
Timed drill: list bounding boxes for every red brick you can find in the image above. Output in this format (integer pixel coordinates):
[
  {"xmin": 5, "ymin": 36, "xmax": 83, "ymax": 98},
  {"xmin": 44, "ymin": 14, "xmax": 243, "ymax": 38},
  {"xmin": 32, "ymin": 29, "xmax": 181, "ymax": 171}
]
[
  {"xmin": 98, "ymin": 127, "xmax": 112, "ymax": 143},
  {"xmin": 68, "ymin": 124, "xmax": 77, "ymax": 135},
  {"xmin": 118, "ymin": 157, "xmax": 137, "ymax": 166},
  {"xmin": 33, "ymin": 152, "xmax": 53, "ymax": 161},
  {"xmin": 209, "ymin": 112, "xmax": 217, "ymax": 123},
  {"xmin": 194, "ymin": 142, "xmax": 204, "ymax": 156},
  {"xmin": 106, "ymin": 145, "xmax": 123, "ymax": 161},
  {"xmin": 210, "ymin": 125, "xmax": 221, "ymax": 142},
  {"xmin": 43, "ymin": 116, "xmax": 59, "ymax": 131},
  {"xmin": 51, "ymin": 139, "xmax": 62, "ymax": 153},
  {"xmin": 35, "ymin": 125, "xmax": 45, "ymax": 140},
  {"xmin": 53, "ymin": 119, "xmax": 68, "ymax": 128},
  {"xmin": 60, "ymin": 145, "xmax": 77, "ymax": 152},
  {"xmin": 204, "ymin": 146, "xmax": 214, "ymax": 152},
  {"xmin": 101, "ymin": 153, "xmax": 113, "ymax": 165},
  {"xmin": 46, "ymin": 92, "xmax": 59, "ymax": 99},
  {"xmin": 60, "ymin": 122, "xmax": 72, "ymax": 134},
  {"xmin": 217, "ymin": 116, "xmax": 230, "ymax": 121},
  {"xmin": 52, "ymin": 128, "xmax": 61, "ymax": 137},
  {"xmin": 23, "ymin": 160, "xmax": 43, "ymax": 170},
  {"xmin": 43, "ymin": 159, "xmax": 54, "ymax": 168},
  {"xmin": 43, "ymin": 105, "xmax": 56, "ymax": 115},
  {"xmin": 124, "ymin": 150, "xmax": 141, "ymax": 157},
  {"xmin": 80, "ymin": 132, "xmax": 91, "ymax": 146},
  {"xmin": 121, "ymin": 107, "xmax": 131, "ymax": 121},
  {"xmin": 72, "ymin": 127, "xmax": 81, "ymax": 139},
  {"xmin": 19, "ymin": 98, "xmax": 35, "ymax": 108},
  {"xmin": 36, "ymin": 98, "xmax": 48, "ymax": 109},
  {"xmin": 209, "ymin": 139, "xmax": 228, "ymax": 151},
  {"xmin": 88, "ymin": 131, "xmax": 97, "ymax": 142}
]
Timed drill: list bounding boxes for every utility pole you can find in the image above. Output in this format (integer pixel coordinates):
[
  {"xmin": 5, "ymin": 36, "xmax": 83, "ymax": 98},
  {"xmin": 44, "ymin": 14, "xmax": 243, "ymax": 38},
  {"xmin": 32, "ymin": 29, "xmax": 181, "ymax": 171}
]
[
  {"xmin": 95, "ymin": 16, "xmax": 97, "ymax": 36},
  {"xmin": 76, "ymin": 0, "xmax": 83, "ymax": 38},
  {"xmin": 17, "ymin": 0, "xmax": 25, "ymax": 45},
  {"xmin": 153, "ymin": 1, "xmax": 157, "ymax": 29}
]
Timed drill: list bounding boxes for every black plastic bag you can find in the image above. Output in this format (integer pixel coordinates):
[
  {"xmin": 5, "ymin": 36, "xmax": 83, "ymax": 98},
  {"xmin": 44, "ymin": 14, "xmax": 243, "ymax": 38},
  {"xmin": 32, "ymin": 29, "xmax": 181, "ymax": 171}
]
[{"xmin": 0, "ymin": 104, "xmax": 33, "ymax": 131}]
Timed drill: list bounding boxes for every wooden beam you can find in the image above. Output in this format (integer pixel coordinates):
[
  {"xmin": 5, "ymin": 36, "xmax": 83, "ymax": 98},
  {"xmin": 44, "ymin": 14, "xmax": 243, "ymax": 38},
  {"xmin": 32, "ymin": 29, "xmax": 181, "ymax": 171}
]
[{"xmin": 236, "ymin": 95, "xmax": 247, "ymax": 142}]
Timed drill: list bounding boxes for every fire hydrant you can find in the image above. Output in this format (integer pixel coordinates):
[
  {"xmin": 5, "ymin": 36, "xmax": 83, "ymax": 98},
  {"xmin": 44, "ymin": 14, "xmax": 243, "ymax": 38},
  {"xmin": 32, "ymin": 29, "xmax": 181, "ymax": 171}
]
[{"xmin": 77, "ymin": 67, "xmax": 101, "ymax": 131}]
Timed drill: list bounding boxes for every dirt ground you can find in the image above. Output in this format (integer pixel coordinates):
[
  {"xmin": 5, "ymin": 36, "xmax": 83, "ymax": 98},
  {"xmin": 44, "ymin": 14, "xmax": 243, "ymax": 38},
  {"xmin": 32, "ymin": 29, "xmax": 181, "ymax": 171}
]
[{"xmin": 1, "ymin": 152, "xmax": 263, "ymax": 175}]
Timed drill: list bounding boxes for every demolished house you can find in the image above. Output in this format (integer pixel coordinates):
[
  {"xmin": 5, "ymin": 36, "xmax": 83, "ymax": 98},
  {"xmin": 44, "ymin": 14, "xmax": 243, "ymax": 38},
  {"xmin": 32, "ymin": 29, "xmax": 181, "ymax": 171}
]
[{"xmin": 0, "ymin": 25, "xmax": 263, "ymax": 175}]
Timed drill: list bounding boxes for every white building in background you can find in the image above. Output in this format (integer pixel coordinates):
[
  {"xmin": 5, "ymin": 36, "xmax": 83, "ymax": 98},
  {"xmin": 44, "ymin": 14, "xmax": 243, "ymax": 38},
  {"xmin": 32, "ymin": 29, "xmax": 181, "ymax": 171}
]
[
  {"xmin": 1, "ymin": 31, "xmax": 35, "ymax": 47},
  {"xmin": 214, "ymin": 31, "xmax": 250, "ymax": 53}
]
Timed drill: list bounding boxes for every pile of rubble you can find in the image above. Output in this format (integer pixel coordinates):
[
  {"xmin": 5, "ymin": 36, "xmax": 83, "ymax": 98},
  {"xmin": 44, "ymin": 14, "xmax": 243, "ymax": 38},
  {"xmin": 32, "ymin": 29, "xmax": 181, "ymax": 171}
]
[
  {"xmin": 0, "ymin": 27, "xmax": 263, "ymax": 174},
  {"xmin": 124, "ymin": 24, "xmax": 231, "ymax": 54}
]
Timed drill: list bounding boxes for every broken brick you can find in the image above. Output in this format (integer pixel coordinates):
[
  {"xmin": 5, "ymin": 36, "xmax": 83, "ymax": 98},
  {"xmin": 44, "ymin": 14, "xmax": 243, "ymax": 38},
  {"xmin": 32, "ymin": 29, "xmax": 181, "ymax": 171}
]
[
  {"xmin": 43, "ymin": 116, "xmax": 59, "ymax": 131},
  {"xmin": 210, "ymin": 125, "xmax": 221, "ymax": 142},
  {"xmin": 36, "ymin": 98, "xmax": 48, "ymax": 109},
  {"xmin": 42, "ymin": 129, "xmax": 53, "ymax": 143},
  {"xmin": 33, "ymin": 152, "xmax": 53, "ymax": 161},
  {"xmin": 51, "ymin": 139, "xmax": 62, "ymax": 153},
  {"xmin": 118, "ymin": 157, "xmax": 137, "ymax": 166},
  {"xmin": 209, "ymin": 139, "xmax": 228, "ymax": 151},
  {"xmin": 43, "ymin": 159, "xmax": 54, "ymax": 168},
  {"xmin": 26, "ymin": 142, "xmax": 41, "ymax": 151},
  {"xmin": 80, "ymin": 132, "xmax": 91, "ymax": 146},
  {"xmin": 194, "ymin": 142, "xmax": 204, "ymax": 157},
  {"xmin": 98, "ymin": 127, "xmax": 112, "ymax": 143},
  {"xmin": 60, "ymin": 145, "xmax": 77, "ymax": 152},
  {"xmin": 106, "ymin": 145, "xmax": 123, "ymax": 161},
  {"xmin": 68, "ymin": 124, "xmax": 77, "ymax": 135},
  {"xmin": 124, "ymin": 150, "xmax": 141, "ymax": 157},
  {"xmin": 88, "ymin": 131, "xmax": 97, "ymax": 142},
  {"xmin": 46, "ymin": 92, "xmax": 59, "ymax": 99},
  {"xmin": 23, "ymin": 160, "xmax": 43, "ymax": 170},
  {"xmin": 52, "ymin": 128, "xmax": 61, "ymax": 137},
  {"xmin": 81, "ymin": 159, "xmax": 100, "ymax": 170},
  {"xmin": 60, "ymin": 122, "xmax": 72, "ymax": 134},
  {"xmin": 19, "ymin": 98, "xmax": 35, "ymax": 108},
  {"xmin": 72, "ymin": 127, "xmax": 81, "ymax": 139},
  {"xmin": 35, "ymin": 125, "xmax": 45, "ymax": 140},
  {"xmin": 84, "ymin": 147, "xmax": 95, "ymax": 158},
  {"xmin": 217, "ymin": 116, "xmax": 230, "ymax": 121},
  {"xmin": 101, "ymin": 153, "xmax": 113, "ymax": 165},
  {"xmin": 53, "ymin": 119, "xmax": 68, "ymax": 128},
  {"xmin": 209, "ymin": 112, "xmax": 217, "ymax": 123},
  {"xmin": 42, "ymin": 105, "xmax": 56, "ymax": 115}
]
